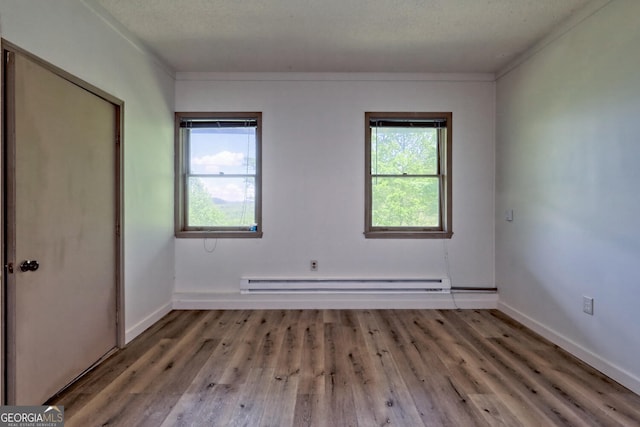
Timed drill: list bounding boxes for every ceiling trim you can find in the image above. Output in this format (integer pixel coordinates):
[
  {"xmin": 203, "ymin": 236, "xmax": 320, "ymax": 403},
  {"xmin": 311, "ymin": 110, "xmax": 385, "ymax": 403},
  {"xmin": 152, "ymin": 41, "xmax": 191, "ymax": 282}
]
[
  {"xmin": 175, "ymin": 72, "xmax": 496, "ymax": 82},
  {"xmin": 82, "ymin": 0, "xmax": 176, "ymax": 78},
  {"xmin": 496, "ymin": 0, "xmax": 612, "ymax": 79}
]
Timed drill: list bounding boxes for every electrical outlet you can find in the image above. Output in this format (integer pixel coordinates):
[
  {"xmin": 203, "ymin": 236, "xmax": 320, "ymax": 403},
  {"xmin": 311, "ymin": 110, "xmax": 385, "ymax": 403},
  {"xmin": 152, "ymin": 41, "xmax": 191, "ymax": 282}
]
[
  {"xmin": 310, "ymin": 260, "xmax": 318, "ymax": 271},
  {"xmin": 583, "ymin": 296, "xmax": 594, "ymax": 315}
]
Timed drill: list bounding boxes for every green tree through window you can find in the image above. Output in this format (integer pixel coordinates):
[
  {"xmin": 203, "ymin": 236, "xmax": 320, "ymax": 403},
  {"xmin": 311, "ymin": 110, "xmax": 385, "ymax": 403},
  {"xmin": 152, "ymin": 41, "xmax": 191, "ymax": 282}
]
[
  {"xmin": 187, "ymin": 178, "xmax": 226, "ymax": 227},
  {"xmin": 365, "ymin": 112, "xmax": 452, "ymax": 238}
]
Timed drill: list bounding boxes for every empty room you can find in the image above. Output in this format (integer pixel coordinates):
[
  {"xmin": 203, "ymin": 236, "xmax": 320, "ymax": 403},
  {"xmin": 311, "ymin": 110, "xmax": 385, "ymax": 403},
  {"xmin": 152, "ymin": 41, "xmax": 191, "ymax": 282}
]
[{"xmin": 1, "ymin": 0, "xmax": 639, "ymax": 425}]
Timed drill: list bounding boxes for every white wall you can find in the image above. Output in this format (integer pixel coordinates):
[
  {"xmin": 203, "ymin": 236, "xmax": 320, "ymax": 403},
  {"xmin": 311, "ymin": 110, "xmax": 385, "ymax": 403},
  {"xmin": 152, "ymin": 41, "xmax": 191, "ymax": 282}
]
[
  {"xmin": 0, "ymin": 0, "xmax": 176, "ymax": 342},
  {"xmin": 175, "ymin": 73, "xmax": 496, "ymax": 307},
  {"xmin": 496, "ymin": 0, "xmax": 640, "ymax": 394}
]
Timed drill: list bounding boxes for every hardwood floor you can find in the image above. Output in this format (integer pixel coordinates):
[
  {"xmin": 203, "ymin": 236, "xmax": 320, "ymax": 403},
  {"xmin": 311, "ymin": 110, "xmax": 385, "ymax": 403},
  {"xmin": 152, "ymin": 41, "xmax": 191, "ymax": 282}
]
[{"xmin": 50, "ymin": 309, "xmax": 640, "ymax": 426}]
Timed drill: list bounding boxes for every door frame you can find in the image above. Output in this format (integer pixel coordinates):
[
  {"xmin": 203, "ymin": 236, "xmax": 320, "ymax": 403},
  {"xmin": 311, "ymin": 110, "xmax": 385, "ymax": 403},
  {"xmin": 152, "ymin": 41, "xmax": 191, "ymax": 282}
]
[{"xmin": 1, "ymin": 41, "xmax": 125, "ymax": 404}]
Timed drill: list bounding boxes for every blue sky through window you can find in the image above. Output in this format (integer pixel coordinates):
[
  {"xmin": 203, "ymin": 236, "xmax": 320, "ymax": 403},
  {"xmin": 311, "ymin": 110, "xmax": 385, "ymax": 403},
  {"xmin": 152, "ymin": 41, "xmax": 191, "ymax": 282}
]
[{"xmin": 189, "ymin": 128, "xmax": 256, "ymax": 202}]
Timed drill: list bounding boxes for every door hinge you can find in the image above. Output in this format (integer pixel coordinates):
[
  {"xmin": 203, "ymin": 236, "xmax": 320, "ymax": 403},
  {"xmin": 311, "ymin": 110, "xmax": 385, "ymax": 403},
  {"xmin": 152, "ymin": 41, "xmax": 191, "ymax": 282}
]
[{"xmin": 116, "ymin": 223, "xmax": 120, "ymax": 236}]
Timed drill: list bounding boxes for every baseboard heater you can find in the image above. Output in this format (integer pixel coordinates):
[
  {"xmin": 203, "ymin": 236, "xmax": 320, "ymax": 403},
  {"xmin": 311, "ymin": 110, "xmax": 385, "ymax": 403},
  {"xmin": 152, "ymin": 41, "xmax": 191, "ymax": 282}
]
[{"xmin": 240, "ymin": 278, "xmax": 451, "ymax": 294}]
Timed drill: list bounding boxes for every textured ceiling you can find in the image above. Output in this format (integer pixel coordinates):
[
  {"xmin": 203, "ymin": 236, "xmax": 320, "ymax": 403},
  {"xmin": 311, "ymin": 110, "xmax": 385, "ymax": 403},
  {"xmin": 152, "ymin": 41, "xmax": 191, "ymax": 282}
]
[{"xmin": 93, "ymin": 0, "xmax": 593, "ymax": 73}]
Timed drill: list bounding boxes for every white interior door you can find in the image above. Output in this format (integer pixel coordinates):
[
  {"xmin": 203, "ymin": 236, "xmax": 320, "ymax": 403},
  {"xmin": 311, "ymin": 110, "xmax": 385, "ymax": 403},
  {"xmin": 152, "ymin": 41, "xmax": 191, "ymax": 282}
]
[{"xmin": 5, "ymin": 49, "xmax": 119, "ymax": 404}]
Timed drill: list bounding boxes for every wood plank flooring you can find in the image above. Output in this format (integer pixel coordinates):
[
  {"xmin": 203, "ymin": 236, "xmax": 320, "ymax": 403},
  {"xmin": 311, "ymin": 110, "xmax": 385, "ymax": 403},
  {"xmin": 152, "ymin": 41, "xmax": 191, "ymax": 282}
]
[{"xmin": 50, "ymin": 309, "xmax": 640, "ymax": 426}]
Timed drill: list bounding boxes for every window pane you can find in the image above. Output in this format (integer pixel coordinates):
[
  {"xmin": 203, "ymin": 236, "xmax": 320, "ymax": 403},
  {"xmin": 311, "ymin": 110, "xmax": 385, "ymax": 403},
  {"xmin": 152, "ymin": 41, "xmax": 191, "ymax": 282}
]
[
  {"xmin": 189, "ymin": 127, "xmax": 256, "ymax": 175},
  {"xmin": 371, "ymin": 177, "xmax": 440, "ymax": 227},
  {"xmin": 188, "ymin": 177, "xmax": 255, "ymax": 227},
  {"xmin": 371, "ymin": 127, "xmax": 438, "ymax": 175}
]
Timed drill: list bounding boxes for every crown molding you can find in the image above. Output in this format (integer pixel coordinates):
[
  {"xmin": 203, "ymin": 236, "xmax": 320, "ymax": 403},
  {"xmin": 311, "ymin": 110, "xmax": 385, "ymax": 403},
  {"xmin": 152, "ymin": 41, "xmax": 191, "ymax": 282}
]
[
  {"xmin": 81, "ymin": 0, "xmax": 176, "ymax": 79},
  {"xmin": 496, "ymin": 0, "xmax": 612, "ymax": 79}
]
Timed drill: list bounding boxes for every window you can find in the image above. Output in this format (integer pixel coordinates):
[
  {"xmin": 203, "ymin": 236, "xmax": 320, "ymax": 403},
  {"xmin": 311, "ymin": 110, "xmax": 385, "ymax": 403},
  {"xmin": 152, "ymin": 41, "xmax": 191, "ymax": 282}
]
[
  {"xmin": 365, "ymin": 112, "xmax": 452, "ymax": 238},
  {"xmin": 175, "ymin": 112, "xmax": 262, "ymax": 238}
]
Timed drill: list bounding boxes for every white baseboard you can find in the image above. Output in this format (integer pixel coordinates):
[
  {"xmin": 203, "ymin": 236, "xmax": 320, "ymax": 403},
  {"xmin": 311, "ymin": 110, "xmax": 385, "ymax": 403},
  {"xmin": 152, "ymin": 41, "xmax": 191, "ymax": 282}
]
[
  {"xmin": 172, "ymin": 291, "xmax": 498, "ymax": 310},
  {"xmin": 498, "ymin": 301, "xmax": 640, "ymax": 396},
  {"xmin": 125, "ymin": 301, "xmax": 172, "ymax": 344}
]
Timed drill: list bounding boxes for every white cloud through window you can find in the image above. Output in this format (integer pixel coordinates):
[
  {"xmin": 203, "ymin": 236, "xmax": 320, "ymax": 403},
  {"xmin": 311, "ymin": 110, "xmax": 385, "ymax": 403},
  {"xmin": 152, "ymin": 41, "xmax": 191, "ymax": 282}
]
[{"xmin": 192, "ymin": 151, "xmax": 245, "ymax": 174}]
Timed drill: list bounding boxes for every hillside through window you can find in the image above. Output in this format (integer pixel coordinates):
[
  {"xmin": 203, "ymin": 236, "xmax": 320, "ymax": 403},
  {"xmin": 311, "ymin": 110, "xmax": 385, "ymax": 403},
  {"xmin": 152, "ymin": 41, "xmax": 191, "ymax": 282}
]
[{"xmin": 175, "ymin": 112, "xmax": 262, "ymax": 238}]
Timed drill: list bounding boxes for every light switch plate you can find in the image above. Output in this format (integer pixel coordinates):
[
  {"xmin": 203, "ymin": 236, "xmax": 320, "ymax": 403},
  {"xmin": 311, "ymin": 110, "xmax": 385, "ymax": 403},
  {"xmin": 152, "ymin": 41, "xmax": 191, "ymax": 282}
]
[
  {"xmin": 583, "ymin": 296, "xmax": 594, "ymax": 315},
  {"xmin": 505, "ymin": 209, "xmax": 514, "ymax": 222}
]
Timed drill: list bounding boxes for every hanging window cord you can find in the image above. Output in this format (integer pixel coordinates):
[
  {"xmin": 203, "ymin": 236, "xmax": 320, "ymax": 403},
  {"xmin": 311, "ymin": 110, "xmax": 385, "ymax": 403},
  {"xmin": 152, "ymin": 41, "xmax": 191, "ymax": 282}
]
[
  {"xmin": 239, "ymin": 120, "xmax": 251, "ymax": 225},
  {"xmin": 442, "ymin": 239, "xmax": 460, "ymax": 310},
  {"xmin": 204, "ymin": 238, "xmax": 218, "ymax": 253},
  {"xmin": 374, "ymin": 122, "xmax": 378, "ymax": 183}
]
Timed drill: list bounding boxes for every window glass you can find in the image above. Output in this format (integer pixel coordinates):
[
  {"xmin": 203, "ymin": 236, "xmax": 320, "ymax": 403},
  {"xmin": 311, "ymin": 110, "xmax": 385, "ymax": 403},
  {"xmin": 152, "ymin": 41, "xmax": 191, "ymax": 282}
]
[
  {"xmin": 365, "ymin": 112, "xmax": 452, "ymax": 238},
  {"xmin": 371, "ymin": 177, "xmax": 440, "ymax": 228},
  {"xmin": 189, "ymin": 127, "xmax": 256, "ymax": 175},
  {"xmin": 176, "ymin": 112, "xmax": 262, "ymax": 238},
  {"xmin": 371, "ymin": 127, "xmax": 438, "ymax": 175}
]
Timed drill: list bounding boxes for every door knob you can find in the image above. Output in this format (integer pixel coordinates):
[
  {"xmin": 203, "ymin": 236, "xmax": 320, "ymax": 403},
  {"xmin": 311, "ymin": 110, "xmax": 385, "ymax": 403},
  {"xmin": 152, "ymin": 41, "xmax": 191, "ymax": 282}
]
[{"xmin": 20, "ymin": 260, "xmax": 39, "ymax": 272}]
